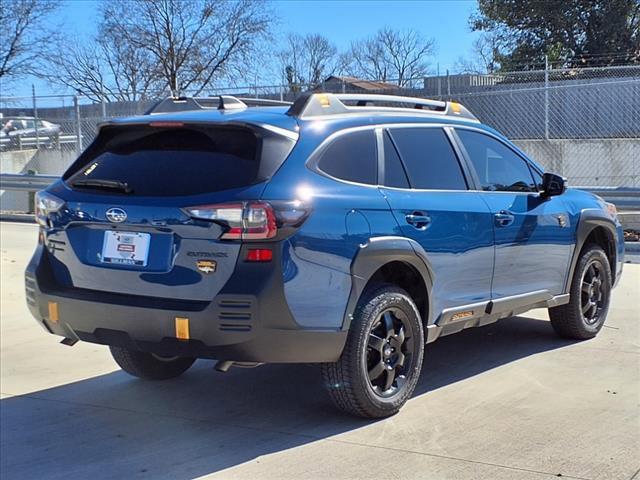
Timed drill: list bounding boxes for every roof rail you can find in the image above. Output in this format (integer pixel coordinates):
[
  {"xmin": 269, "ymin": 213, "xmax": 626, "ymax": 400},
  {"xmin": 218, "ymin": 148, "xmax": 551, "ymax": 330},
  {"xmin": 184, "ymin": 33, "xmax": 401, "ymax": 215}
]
[
  {"xmin": 286, "ymin": 93, "xmax": 478, "ymax": 121},
  {"xmin": 145, "ymin": 96, "xmax": 292, "ymax": 115},
  {"xmin": 237, "ymin": 97, "xmax": 294, "ymax": 107}
]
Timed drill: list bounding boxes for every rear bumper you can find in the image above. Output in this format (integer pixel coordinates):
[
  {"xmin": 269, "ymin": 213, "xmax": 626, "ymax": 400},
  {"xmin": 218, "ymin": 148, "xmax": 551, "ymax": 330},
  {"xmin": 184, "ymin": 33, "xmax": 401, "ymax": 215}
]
[{"xmin": 25, "ymin": 244, "xmax": 347, "ymax": 363}]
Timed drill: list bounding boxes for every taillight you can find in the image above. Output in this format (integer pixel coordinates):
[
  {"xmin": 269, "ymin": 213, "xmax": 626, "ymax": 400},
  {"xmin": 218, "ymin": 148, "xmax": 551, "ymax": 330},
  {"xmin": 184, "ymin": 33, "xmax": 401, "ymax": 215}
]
[
  {"xmin": 185, "ymin": 202, "xmax": 277, "ymax": 240},
  {"xmin": 243, "ymin": 202, "xmax": 277, "ymax": 240},
  {"xmin": 35, "ymin": 191, "xmax": 64, "ymax": 227}
]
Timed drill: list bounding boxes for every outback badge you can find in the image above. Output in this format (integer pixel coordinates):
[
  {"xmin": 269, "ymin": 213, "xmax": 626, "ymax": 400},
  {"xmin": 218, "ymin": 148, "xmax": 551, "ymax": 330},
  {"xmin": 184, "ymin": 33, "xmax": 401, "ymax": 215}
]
[{"xmin": 196, "ymin": 259, "xmax": 217, "ymax": 274}]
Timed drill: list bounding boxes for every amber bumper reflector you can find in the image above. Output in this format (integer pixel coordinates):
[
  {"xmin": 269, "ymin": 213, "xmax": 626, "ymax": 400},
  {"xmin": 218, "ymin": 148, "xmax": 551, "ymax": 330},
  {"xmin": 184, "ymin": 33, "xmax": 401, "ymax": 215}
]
[
  {"xmin": 175, "ymin": 317, "xmax": 190, "ymax": 340},
  {"xmin": 48, "ymin": 302, "xmax": 59, "ymax": 323}
]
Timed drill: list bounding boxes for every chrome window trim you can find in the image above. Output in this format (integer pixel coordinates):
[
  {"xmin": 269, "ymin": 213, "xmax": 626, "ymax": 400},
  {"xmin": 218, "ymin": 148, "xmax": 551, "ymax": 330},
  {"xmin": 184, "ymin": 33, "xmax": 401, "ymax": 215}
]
[
  {"xmin": 305, "ymin": 121, "xmax": 544, "ymax": 193},
  {"xmin": 308, "ymin": 123, "xmax": 468, "ymax": 190},
  {"xmin": 375, "ymin": 128, "xmax": 386, "ymax": 187},
  {"xmin": 307, "ymin": 125, "xmax": 382, "ymax": 188}
]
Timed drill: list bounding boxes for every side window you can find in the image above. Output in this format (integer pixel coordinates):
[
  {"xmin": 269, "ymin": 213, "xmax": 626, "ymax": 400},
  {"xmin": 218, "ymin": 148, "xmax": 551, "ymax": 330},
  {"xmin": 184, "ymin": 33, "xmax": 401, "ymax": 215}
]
[
  {"xmin": 388, "ymin": 128, "xmax": 467, "ymax": 190},
  {"xmin": 456, "ymin": 130, "xmax": 537, "ymax": 192},
  {"xmin": 383, "ymin": 131, "xmax": 409, "ymax": 188},
  {"xmin": 317, "ymin": 130, "xmax": 377, "ymax": 185}
]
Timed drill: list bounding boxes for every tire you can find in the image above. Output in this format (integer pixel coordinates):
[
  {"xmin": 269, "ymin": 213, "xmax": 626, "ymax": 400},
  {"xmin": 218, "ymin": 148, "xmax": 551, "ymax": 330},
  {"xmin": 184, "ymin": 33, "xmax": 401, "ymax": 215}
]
[
  {"xmin": 549, "ymin": 244, "xmax": 612, "ymax": 339},
  {"xmin": 109, "ymin": 346, "xmax": 196, "ymax": 380},
  {"xmin": 321, "ymin": 284, "xmax": 425, "ymax": 418}
]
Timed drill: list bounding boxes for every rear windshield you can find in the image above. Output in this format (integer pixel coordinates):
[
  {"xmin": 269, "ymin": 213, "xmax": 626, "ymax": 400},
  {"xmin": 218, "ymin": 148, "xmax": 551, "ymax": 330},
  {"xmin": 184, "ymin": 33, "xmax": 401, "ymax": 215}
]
[{"xmin": 65, "ymin": 125, "xmax": 267, "ymax": 196}]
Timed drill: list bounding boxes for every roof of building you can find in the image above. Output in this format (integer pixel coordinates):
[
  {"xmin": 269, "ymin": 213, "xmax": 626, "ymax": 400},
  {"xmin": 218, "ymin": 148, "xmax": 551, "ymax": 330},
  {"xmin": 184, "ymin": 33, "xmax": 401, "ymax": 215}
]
[{"xmin": 324, "ymin": 76, "xmax": 398, "ymax": 91}]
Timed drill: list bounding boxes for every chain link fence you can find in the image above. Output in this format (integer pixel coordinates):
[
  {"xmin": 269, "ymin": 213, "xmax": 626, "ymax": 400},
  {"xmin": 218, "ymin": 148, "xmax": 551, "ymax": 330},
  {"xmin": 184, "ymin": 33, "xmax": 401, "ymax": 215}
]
[
  {"xmin": 1, "ymin": 64, "xmax": 639, "ymax": 212},
  {"xmin": 431, "ymin": 66, "xmax": 640, "ymax": 188}
]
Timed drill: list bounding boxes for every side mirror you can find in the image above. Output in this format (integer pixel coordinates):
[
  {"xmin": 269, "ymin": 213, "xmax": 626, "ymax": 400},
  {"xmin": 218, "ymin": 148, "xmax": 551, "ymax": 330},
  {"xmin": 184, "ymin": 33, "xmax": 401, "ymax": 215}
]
[{"xmin": 541, "ymin": 172, "xmax": 566, "ymax": 197}]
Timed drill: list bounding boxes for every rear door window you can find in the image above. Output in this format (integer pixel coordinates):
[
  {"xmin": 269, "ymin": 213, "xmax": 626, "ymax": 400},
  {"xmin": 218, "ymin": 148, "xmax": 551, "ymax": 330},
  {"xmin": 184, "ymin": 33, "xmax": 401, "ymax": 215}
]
[
  {"xmin": 388, "ymin": 127, "xmax": 467, "ymax": 190},
  {"xmin": 317, "ymin": 130, "xmax": 377, "ymax": 185},
  {"xmin": 66, "ymin": 125, "xmax": 266, "ymax": 196}
]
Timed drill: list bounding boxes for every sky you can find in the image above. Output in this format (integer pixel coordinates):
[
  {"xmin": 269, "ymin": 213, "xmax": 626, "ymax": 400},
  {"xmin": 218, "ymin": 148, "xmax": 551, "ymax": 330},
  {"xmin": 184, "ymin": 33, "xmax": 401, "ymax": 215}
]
[
  {"xmin": 12, "ymin": 0, "xmax": 480, "ymax": 98},
  {"xmin": 274, "ymin": 0, "xmax": 479, "ymax": 68}
]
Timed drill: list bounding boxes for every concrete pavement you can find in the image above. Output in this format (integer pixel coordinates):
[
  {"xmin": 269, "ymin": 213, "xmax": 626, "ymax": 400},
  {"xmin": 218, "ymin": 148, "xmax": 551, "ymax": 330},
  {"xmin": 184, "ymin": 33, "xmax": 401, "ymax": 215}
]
[{"xmin": 1, "ymin": 222, "xmax": 639, "ymax": 480}]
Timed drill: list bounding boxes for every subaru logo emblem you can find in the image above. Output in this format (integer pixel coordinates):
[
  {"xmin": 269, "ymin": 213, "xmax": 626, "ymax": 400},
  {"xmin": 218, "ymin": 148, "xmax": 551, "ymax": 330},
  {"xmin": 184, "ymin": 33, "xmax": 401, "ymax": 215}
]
[{"xmin": 105, "ymin": 207, "xmax": 127, "ymax": 223}]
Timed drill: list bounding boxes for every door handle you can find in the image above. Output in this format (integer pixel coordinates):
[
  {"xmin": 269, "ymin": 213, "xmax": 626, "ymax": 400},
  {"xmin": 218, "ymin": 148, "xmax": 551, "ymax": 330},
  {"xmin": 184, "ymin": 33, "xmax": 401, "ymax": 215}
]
[
  {"xmin": 494, "ymin": 210, "xmax": 515, "ymax": 227},
  {"xmin": 405, "ymin": 212, "xmax": 431, "ymax": 229}
]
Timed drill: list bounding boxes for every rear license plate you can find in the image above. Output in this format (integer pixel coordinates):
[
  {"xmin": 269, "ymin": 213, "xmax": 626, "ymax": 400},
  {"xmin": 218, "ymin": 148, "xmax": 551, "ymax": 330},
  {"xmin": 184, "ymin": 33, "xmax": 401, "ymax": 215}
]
[{"xmin": 101, "ymin": 231, "xmax": 151, "ymax": 266}]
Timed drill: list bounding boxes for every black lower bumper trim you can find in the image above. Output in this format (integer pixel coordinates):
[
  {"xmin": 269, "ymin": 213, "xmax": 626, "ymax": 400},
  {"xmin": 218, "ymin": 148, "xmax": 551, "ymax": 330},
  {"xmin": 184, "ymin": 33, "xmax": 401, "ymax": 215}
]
[
  {"xmin": 73, "ymin": 327, "xmax": 346, "ymax": 363},
  {"xmin": 26, "ymin": 244, "xmax": 348, "ymax": 363}
]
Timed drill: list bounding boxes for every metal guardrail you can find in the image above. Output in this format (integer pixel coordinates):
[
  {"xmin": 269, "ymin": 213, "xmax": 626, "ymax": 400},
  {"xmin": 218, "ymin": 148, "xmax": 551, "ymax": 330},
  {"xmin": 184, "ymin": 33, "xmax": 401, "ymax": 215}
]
[
  {"xmin": 574, "ymin": 186, "xmax": 640, "ymax": 211},
  {"xmin": 1, "ymin": 174, "xmax": 639, "ymax": 209},
  {"xmin": 576, "ymin": 186, "xmax": 640, "ymax": 197},
  {"xmin": 0, "ymin": 173, "xmax": 58, "ymax": 191},
  {"xmin": 0, "ymin": 135, "xmax": 80, "ymax": 150}
]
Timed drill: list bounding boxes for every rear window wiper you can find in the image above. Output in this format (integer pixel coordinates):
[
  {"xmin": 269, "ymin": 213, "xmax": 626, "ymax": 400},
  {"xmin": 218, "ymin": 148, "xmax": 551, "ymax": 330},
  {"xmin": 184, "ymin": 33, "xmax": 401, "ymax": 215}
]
[{"xmin": 70, "ymin": 178, "xmax": 134, "ymax": 194}]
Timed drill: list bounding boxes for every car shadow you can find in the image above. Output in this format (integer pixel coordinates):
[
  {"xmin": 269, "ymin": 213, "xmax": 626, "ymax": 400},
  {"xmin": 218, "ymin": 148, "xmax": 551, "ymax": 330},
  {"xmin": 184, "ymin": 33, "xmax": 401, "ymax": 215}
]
[{"xmin": 0, "ymin": 315, "xmax": 578, "ymax": 479}]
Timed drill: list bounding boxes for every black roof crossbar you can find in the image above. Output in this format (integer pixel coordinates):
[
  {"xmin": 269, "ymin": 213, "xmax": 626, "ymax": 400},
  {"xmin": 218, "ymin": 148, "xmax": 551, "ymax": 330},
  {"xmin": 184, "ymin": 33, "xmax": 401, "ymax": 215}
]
[
  {"xmin": 286, "ymin": 93, "xmax": 478, "ymax": 121},
  {"xmin": 145, "ymin": 96, "xmax": 293, "ymax": 115}
]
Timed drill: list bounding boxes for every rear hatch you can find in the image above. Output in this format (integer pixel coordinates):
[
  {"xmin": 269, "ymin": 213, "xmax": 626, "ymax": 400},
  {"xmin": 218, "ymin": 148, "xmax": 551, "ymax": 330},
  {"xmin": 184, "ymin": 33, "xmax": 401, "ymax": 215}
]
[{"xmin": 44, "ymin": 122, "xmax": 295, "ymax": 302}]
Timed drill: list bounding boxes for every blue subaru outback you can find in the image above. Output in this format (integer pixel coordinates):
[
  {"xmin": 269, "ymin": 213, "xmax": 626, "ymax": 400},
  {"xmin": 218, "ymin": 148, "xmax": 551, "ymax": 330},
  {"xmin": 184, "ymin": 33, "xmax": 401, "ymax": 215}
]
[{"xmin": 26, "ymin": 93, "xmax": 624, "ymax": 418}]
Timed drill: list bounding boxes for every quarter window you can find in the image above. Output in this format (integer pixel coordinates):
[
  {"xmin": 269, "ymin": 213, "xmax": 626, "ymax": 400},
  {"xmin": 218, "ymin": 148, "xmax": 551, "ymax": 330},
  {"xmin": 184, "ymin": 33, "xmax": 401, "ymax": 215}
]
[
  {"xmin": 317, "ymin": 130, "xmax": 377, "ymax": 185},
  {"xmin": 456, "ymin": 130, "xmax": 537, "ymax": 192},
  {"xmin": 388, "ymin": 128, "xmax": 467, "ymax": 190}
]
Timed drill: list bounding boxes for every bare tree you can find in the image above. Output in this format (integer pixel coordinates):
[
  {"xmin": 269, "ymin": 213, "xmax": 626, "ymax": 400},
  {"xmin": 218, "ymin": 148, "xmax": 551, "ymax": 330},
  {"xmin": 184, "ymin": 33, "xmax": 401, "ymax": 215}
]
[
  {"xmin": 0, "ymin": 0, "xmax": 59, "ymax": 82},
  {"xmin": 378, "ymin": 28, "xmax": 435, "ymax": 86},
  {"xmin": 348, "ymin": 36, "xmax": 390, "ymax": 82},
  {"xmin": 454, "ymin": 34, "xmax": 500, "ymax": 74},
  {"xmin": 100, "ymin": 0, "xmax": 273, "ymax": 96},
  {"xmin": 278, "ymin": 33, "xmax": 340, "ymax": 90},
  {"xmin": 99, "ymin": 31, "xmax": 164, "ymax": 101},
  {"xmin": 44, "ymin": 30, "xmax": 163, "ymax": 102},
  {"xmin": 278, "ymin": 34, "xmax": 304, "ymax": 90},
  {"xmin": 305, "ymin": 34, "xmax": 341, "ymax": 86},
  {"xmin": 44, "ymin": 42, "xmax": 109, "ymax": 102},
  {"xmin": 347, "ymin": 27, "xmax": 435, "ymax": 86}
]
